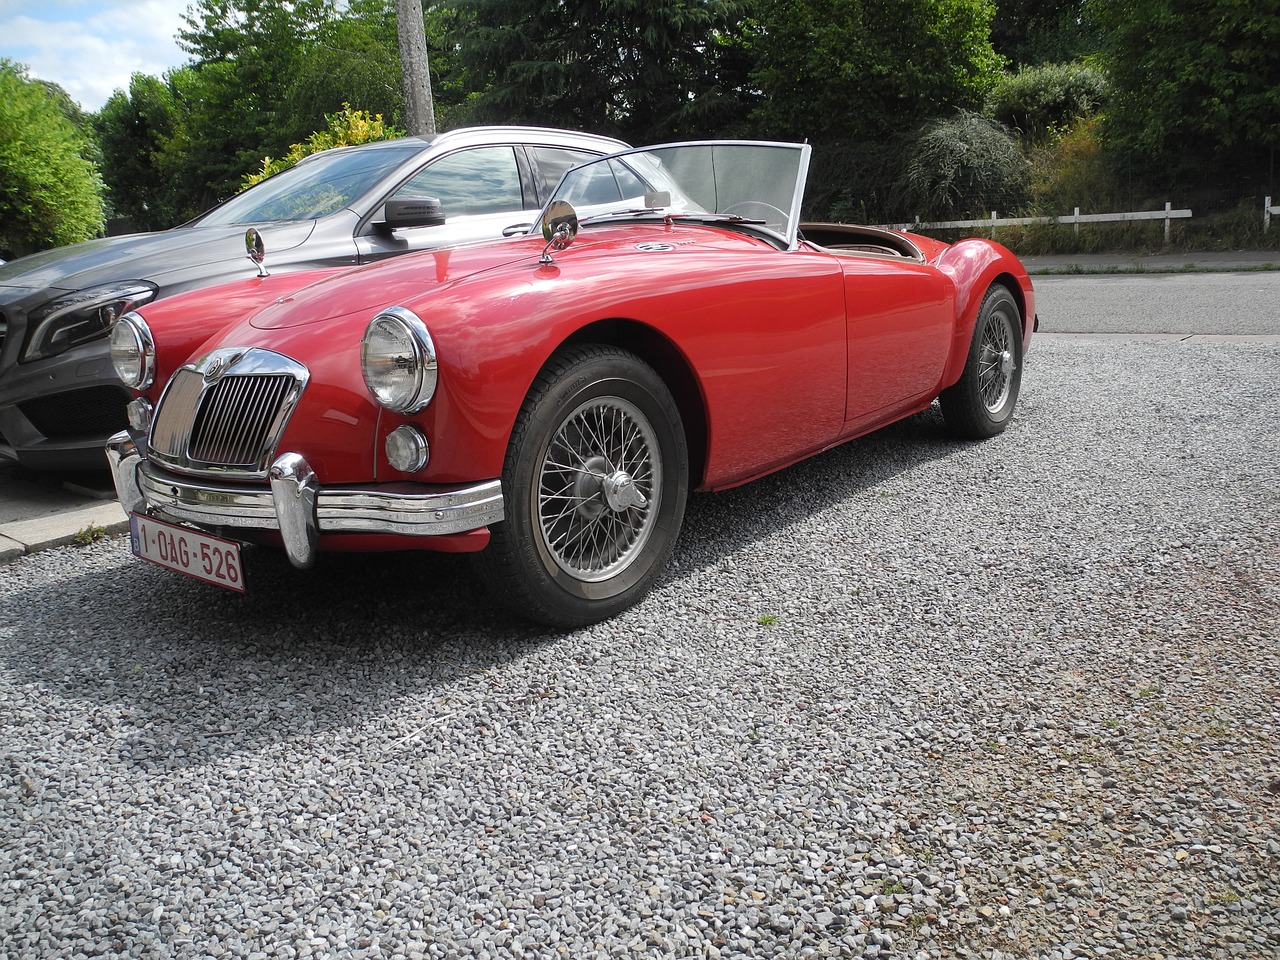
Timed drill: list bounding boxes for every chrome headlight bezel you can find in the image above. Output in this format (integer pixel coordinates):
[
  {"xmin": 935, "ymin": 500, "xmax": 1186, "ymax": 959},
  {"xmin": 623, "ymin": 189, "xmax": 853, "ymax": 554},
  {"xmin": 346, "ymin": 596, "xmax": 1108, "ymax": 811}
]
[
  {"xmin": 360, "ymin": 306, "xmax": 438, "ymax": 414},
  {"xmin": 22, "ymin": 281, "xmax": 158, "ymax": 363},
  {"xmin": 109, "ymin": 311, "xmax": 157, "ymax": 390}
]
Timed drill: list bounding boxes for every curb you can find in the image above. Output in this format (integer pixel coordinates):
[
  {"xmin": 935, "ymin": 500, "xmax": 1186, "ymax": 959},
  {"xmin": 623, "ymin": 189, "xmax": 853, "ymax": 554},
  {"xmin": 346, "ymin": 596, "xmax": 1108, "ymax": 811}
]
[
  {"xmin": 1021, "ymin": 252, "xmax": 1279, "ymax": 275},
  {"xmin": 0, "ymin": 501, "xmax": 130, "ymax": 563}
]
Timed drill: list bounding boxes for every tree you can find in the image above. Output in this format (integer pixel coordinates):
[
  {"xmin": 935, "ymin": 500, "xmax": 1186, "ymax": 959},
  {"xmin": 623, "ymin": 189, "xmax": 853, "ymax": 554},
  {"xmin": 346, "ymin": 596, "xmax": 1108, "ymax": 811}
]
[
  {"xmin": 176, "ymin": 0, "xmax": 335, "ymax": 205},
  {"xmin": 172, "ymin": 0, "xmax": 443, "ymax": 208},
  {"xmin": 397, "ymin": 0, "xmax": 436, "ymax": 135},
  {"xmin": 747, "ymin": 0, "xmax": 1005, "ymax": 146},
  {"xmin": 743, "ymin": 0, "xmax": 1005, "ymax": 221},
  {"xmin": 286, "ymin": 0, "xmax": 408, "ymax": 138},
  {"xmin": 1091, "ymin": 0, "xmax": 1280, "ymax": 192},
  {"xmin": 991, "ymin": 0, "xmax": 1099, "ymax": 66},
  {"xmin": 94, "ymin": 74, "xmax": 188, "ymax": 230},
  {"xmin": 0, "ymin": 60, "xmax": 104, "ymax": 258},
  {"xmin": 444, "ymin": 0, "xmax": 749, "ymax": 143}
]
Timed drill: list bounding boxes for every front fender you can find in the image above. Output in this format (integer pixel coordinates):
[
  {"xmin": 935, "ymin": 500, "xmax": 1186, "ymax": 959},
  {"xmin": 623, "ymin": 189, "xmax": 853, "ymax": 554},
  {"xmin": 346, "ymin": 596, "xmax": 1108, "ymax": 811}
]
[{"xmin": 136, "ymin": 268, "xmax": 347, "ymax": 398}]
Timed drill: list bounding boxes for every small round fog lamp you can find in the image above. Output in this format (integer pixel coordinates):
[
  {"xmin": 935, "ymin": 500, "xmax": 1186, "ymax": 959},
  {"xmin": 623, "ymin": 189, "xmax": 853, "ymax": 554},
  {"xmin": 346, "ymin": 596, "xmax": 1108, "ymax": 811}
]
[
  {"xmin": 126, "ymin": 398, "xmax": 154, "ymax": 433},
  {"xmin": 385, "ymin": 425, "xmax": 429, "ymax": 473}
]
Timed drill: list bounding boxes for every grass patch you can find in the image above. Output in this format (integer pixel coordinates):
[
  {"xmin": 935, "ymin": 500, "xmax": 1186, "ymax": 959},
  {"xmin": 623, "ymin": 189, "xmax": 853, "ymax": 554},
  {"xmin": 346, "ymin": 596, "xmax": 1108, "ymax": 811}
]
[{"xmin": 73, "ymin": 523, "xmax": 108, "ymax": 546}]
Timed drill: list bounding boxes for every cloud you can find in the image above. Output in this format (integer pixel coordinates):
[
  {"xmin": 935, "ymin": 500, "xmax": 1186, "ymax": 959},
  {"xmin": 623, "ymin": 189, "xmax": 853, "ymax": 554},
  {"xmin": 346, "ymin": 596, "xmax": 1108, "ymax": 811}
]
[{"xmin": 0, "ymin": 0, "xmax": 190, "ymax": 110}]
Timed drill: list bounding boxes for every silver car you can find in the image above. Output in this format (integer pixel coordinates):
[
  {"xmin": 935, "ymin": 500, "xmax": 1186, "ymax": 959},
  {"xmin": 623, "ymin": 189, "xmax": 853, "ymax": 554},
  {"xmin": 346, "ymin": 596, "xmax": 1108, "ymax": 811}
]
[{"xmin": 0, "ymin": 126, "xmax": 627, "ymax": 471}]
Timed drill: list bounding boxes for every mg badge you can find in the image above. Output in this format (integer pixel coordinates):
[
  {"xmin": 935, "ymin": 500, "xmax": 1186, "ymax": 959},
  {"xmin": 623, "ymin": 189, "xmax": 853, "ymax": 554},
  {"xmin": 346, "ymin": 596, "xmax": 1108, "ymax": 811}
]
[{"xmin": 204, "ymin": 356, "xmax": 227, "ymax": 382}]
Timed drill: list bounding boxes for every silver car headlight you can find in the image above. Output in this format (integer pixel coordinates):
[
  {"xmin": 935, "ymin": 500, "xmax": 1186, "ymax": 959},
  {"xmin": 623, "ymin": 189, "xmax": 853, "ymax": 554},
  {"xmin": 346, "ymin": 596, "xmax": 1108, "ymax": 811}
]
[
  {"xmin": 360, "ymin": 306, "xmax": 438, "ymax": 413},
  {"xmin": 109, "ymin": 311, "xmax": 157, "ymax": 390},
  {"xmin": 22, "ymin": 281, "xmax": 158, "ymax": 362}
]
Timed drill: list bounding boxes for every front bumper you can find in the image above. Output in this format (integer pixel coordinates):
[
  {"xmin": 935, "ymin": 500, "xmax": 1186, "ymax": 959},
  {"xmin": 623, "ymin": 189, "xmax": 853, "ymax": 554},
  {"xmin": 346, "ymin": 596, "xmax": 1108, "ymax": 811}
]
[
  {"xmin": 0, "ymin": 336, "xmax": 129, "ymax": 471},
  {"xmin": 107, "ymin": 431, "xmax": 504, "ymax": 569}
]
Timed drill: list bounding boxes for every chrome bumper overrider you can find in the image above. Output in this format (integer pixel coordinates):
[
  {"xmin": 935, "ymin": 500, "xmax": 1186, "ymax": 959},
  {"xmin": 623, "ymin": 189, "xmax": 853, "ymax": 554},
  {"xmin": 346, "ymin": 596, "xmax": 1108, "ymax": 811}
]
[{"xmin": 106, "ymin": 431, "xmax": 504, "ymax": 569}]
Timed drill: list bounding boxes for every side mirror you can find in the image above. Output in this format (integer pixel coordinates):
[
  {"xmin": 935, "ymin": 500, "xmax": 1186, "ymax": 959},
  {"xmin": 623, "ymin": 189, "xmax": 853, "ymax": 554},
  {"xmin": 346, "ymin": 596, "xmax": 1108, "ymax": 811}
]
[
  {"xmin": 245, "ymin": 227, "xmax": 269, "ymax": 277},
  {"xmin": 539, "ymin": 200, "xmax": 578, "ymax": 264},
  {"xmin": 382, "ymin": 196, "xmax": 446, "ymax": 230}
]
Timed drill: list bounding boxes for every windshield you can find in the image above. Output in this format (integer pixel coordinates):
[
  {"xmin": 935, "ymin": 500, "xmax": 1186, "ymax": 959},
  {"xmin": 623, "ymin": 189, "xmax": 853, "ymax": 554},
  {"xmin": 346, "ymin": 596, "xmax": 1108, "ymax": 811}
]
[
  {"xmin": 542, "ymin": 141, "xmax": 811, "ymax": 248},
  {"xmin": 192, "ymin": 141, "xmax": 427, "ymax": 227}
]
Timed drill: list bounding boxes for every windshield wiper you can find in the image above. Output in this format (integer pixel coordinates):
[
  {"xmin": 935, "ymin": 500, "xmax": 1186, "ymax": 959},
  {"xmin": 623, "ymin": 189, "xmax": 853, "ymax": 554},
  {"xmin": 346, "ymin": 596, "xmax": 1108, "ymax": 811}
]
[
  {"xmin": 664, "ymin": 213, "xmax": 768, "ymax": 226},
  {"xmin": 578, "ymin": 207, "xmax": 668, "ymax": 224}
]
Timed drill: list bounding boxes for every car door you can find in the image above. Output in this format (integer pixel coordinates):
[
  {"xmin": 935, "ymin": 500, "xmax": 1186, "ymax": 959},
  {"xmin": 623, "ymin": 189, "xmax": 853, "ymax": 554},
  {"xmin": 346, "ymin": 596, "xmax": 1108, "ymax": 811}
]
[
  {"xmin": 840, "ymin": 257, "xmax": 955, "ymax": 429},
  {"xmin": 354, "ymin": 145, "xmax": 537, "ymax": 262}
]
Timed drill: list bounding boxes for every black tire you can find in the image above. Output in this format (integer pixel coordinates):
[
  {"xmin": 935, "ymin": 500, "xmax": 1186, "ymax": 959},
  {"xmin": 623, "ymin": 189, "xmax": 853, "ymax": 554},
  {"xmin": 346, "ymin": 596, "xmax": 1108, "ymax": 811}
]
[
  {"xmin": 939, "ymin": 284, "xmax": 1023, "ymax": 439},
  {"xmin": 473, "ymin": 344, "xmax": 689, "ymax": 627}
]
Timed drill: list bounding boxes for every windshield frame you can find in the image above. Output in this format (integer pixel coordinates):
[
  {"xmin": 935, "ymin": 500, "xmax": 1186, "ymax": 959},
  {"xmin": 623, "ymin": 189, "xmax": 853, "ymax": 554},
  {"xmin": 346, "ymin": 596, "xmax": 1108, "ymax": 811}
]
[{"xmin": 536, "ymin": 140, "xmax": 812, "ymax": 251}]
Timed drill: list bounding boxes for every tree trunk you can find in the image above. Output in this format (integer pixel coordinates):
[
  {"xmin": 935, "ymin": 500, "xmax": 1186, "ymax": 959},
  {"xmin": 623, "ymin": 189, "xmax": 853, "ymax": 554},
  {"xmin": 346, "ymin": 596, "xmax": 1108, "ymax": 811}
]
[{"xmin": 396, "ymin": 0, "xmax": 436, "ymax": 136}]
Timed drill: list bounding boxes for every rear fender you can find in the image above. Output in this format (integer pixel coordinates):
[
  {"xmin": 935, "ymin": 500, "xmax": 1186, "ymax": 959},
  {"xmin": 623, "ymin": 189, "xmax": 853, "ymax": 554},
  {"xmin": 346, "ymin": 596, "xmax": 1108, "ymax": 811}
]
[{"xmin": 934, "ymin": 240, "xmax": 1036, "ymax": 387}]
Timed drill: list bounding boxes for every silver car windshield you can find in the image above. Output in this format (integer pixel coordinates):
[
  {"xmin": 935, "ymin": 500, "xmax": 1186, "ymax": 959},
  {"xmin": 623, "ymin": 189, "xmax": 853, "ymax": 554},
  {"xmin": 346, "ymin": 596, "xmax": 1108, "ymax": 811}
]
[
  {"xmin": 542, "ymin": 141, "xmax": 811, "ymax": 248},
  {"xmin": 192, "ymin": 142, "xmax": 427, "ymax": 227}
]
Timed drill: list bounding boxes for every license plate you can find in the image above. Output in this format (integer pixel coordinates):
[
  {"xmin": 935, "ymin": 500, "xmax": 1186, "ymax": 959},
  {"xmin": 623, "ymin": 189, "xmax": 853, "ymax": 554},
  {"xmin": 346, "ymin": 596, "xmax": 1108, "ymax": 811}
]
[{"xmin": 130, "ymin": 513, "xmax": 246, "ymax": 592}]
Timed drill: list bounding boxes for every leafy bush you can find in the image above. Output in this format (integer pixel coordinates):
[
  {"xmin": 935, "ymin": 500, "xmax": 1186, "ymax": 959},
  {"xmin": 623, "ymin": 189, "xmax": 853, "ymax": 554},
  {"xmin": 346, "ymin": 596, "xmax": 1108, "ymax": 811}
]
[
  {"xmin": 0, "ymin": 60, "xmax": 104, "ymax": 258},
  {"xmin": 1028, "ymin": 115, "xmax": 1120, "ymax": 215},
  {"xmin": 988, "ymin": 62, "xmax": 1108, "ymax": 142},
  {"xmin": 897, "ymin": 112, "xmax": 1030, "ymax": 221},
  {"xmin": 242, "ymin": 105, "xmax": 405, "ymax": 188}
]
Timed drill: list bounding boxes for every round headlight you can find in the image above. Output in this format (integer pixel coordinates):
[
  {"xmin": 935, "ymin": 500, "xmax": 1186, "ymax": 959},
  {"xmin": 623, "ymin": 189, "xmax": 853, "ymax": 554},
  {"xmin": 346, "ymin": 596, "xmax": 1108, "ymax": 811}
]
[
  {"xmin": 109, "ymin": 312, "xmax": 155, "ymax": 389},
  {"xmin": 360, "ymin": 307, "xmax": 438, "ymax": 413}
]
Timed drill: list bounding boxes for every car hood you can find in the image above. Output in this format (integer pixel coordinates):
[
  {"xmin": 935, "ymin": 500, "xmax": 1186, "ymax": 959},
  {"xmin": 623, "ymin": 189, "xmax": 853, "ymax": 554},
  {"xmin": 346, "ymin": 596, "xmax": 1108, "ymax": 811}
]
[
  {"xmin": 0, "ymin": 221, "xmax": 316, "ymax": 295},
  {"xmin": 247, "ymin": 238, "xmax": 542, "ymax": 330}
]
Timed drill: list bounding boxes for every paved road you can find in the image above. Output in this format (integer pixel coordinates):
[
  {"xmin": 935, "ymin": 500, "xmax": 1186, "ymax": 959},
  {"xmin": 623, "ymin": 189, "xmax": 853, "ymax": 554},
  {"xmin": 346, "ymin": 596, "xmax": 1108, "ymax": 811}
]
[{"xmin": 1034, "ymin": 272, "xmax": 1280, "ymax": 337}]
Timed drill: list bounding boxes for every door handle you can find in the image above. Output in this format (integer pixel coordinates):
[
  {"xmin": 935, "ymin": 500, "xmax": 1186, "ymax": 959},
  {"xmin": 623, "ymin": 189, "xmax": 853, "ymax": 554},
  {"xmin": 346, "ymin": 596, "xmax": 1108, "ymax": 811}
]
[{"xmin": 502, "ymin": 223, "xmax": 533, "ymax": 237}]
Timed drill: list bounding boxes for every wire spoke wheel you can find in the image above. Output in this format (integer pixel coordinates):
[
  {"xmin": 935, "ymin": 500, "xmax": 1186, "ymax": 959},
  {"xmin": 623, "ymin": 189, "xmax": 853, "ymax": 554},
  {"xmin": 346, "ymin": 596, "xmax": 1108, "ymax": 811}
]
[
  {"xmin": 939, "ymin": 284, "xmax": 1023, "ymax": 439},
  {"xmin": 977, "ymin": 305, "xmax": 1015, "ymax": 413},
  {"xmin": 537, "ymin": 396, "xmax": 660, "ymax": 582},
  {"xmin": 473, "ymin": 344, "xmax": 688, "ymax": 627}
]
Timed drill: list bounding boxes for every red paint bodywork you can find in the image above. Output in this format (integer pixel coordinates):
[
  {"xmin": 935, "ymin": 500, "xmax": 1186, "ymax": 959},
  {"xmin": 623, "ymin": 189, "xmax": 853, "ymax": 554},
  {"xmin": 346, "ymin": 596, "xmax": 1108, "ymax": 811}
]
[{"xmin": 134, "ymin": 220, "xmax": 1034, "ymax": 549}]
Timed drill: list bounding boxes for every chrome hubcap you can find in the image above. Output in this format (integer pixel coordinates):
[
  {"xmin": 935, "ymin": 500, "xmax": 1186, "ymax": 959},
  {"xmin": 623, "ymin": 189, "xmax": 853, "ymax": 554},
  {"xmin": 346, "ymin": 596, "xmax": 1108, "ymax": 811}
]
[
  {"xmin": 538, "ymin": 397, "xmax": 660, "ymax": 582},
  {"xmin": 601, "ymin": 470, "xmax": 649, "ymax": 512}
]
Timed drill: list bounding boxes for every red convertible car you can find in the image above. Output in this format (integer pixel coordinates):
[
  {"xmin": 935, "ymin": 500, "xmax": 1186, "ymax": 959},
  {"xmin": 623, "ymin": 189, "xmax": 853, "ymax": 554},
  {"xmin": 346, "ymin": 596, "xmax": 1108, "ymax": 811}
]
[{"xmin": 107, "ymin": 140, "xmax": 1036, "ymax": 626}]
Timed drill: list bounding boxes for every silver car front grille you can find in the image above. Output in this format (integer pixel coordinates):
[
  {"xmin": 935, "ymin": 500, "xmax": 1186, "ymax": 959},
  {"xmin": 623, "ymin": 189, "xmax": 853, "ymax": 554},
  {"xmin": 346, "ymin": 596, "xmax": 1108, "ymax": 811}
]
[{"xmin": 149, "ymin": 347, "xmax": 309, "ymax": 479}]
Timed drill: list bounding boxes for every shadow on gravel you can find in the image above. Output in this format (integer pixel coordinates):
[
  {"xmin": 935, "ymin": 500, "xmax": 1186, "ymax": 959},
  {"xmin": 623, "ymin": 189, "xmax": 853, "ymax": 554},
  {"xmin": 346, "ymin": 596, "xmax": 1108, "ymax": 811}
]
[
  {"xmin": 669, "ymin": 403, "xmax": 965, "ymax": 576},
  {"xmin": 3, "ymin": 405, "xmax": 971, "ymax": 767}
]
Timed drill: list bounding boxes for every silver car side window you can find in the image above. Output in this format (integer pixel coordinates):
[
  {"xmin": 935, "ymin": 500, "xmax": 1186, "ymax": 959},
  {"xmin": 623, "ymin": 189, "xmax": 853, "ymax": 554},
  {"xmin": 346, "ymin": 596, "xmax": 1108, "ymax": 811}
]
[{"xmin": 395, "ymin": 146, "xmax": 525, "ymax": 217}]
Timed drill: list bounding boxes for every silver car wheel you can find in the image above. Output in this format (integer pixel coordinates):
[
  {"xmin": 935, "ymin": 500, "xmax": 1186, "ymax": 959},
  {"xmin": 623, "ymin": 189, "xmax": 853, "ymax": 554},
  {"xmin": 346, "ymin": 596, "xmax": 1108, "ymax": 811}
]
[
  {"xmin": 978, "ymin": 305, "xmax": 1015, "ymax": 413},
  {"xmin": 938, "ymin": 284, "xmax": 1023, "ymax": 440},
  {"xmin": 537, "ymin": 396, "xmax": 661, "ymax": 582}
]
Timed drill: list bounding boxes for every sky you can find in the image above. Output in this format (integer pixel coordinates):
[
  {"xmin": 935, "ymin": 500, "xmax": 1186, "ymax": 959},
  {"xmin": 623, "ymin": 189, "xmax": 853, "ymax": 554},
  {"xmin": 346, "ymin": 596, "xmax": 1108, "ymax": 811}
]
[{"xmin": 0, "ymin": 0, "xmax": 191, "ymax": 111}]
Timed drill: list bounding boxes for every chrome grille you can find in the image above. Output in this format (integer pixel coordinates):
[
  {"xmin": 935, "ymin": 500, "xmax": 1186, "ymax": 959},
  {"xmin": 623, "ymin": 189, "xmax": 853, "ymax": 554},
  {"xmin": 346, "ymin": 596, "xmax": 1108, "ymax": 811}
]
[
  {"xmin": 150, "ymin": 369, "xmax": 204, "ymax": 458},
  {"xmin": 190, "ymin": 374, "xmax": 295, "ymax": 465},
  {"xmin": 149, "ymin": 347, "xmax": 308, "ymax": 478}
]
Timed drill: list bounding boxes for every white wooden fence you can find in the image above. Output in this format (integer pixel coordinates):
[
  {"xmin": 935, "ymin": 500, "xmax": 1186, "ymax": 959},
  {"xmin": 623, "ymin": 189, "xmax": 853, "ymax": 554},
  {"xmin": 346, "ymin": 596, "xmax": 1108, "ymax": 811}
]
[
  {"xmin": 1266, "ymin": 196, "xmax": 1280, "ymax": 231},
  {"xmin": 881, "ymin": 202, "xmax": 1192, "ymax": 243}
]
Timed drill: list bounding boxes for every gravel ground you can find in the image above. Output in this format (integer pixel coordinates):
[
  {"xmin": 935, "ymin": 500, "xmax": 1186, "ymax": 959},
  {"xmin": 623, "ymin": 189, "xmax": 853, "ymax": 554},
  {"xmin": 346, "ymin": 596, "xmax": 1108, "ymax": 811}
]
[{"xmin": 2, "ymin": 336, "xmax": 1277, "ymax": 960}]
